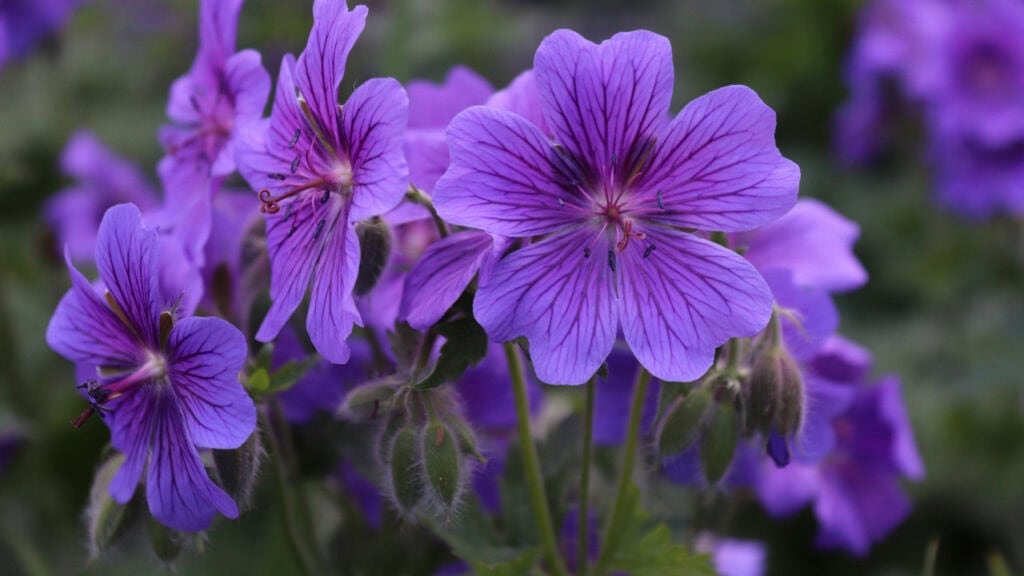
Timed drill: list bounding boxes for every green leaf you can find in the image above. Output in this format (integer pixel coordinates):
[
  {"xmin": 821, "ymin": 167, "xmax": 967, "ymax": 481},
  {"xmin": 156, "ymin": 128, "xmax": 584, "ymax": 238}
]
[
  {"xmin": 605, "ymin": 486, "xmax": 716, "ymax": 576},
  {"xmin": 412, "ymin": 318, "xmax": 488, "ymax": 389},
  {"xmin": 426, "ymin": 499, "xmax": 541, "ymax": 575},
  {"xmin": 245, "ymin": 367, "xmax": 270, "ymax": 394},
  {"xmin": 266, "ymin": 355, "xmax": 320, "ymax": 394}
]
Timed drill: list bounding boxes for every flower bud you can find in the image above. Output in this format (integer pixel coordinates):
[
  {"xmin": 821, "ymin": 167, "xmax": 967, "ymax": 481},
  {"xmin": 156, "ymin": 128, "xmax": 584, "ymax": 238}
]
[
  {"xmin": 701, "ymin": 402, "xmax": 739, "ymax": 484},
  {"xmin": 213, "ymin": 430, "xmax": 263, "ymax": 513},
  {"xmin": 341, "ymin": 378, "xmax": 399, "ymax": 422},
  {"xmin": 147, "ymin": 517, "xmax": 186, "ymax": 563},
  {"xmin": 387, "ymin": 426, "xmax": 424, "ymax": 515},
  {"xmin": 354, "ymin": 217, "xmax": 392, "ymax": 295},
  {"xmin": 420, "ymin": 421, "xmax": 464, "ymax": 516},
  {"xmin": 657, "ymin": 388, "xmax": 712, "ymax": 458},
  {"xmin": 86, "ymin": 453, "xmax": 143, "ymax": 558},
  {"xmin": 746, "ymin": 348, "xmax": 802, "ymax": 437},
  {"xmin": 776, "ymin": 362, "xmax": 805, "ymax": 439}
]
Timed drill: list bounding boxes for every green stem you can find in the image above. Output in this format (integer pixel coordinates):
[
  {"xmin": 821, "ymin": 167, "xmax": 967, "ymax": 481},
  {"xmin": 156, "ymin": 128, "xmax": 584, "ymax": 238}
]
[
  {"xmin": 263, "ymin": 403, "xmax": 327, "ymax": 576},
  {"xmin": 406, "ymin": 186, "xmax": 449, "ymax": 238},
  {"xmin": 577, "ymin": 377, "xmax": 596, "ymax": 576},
  {"xmin": 594, "ymin": 367, "xmax": 652, "ymax": 575},
  {"xmin": 504, "ymin": 342, "xmax": 569, "ymax": 576}
]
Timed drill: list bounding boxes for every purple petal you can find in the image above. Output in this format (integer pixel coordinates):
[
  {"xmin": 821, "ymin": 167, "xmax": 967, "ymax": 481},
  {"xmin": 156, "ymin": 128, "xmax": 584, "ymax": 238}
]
[
  {"xmin": 399, "ymin": 230, "xmax": 494, "ymax": 330},
  {"xmin": 807, "ymin": 335, "xmax": 873, "ymax": 385},
  {"xmin": 876, "ymin": 376, "xmax": 925, "ymax": 480},
  {"xmin": 344, "ymin": 77, "xmax": 409, "ymax": 221},
  {"xmin": 275, "ymin": 328, "xmax": 369, "ymax": 423},
  {"xmin": 43, "ymin": 188, "xmax": 102, "ymax": 263},
  {"xmin": 455, "ymin": 344, "xmax": 538, "ymax": 433},
  {"xmin": 794, "ymin": 376, "xmax": 857, "ymax": 463},
  {"xmin": 198, "ymin": 0, "xmax": 241, "ymax": 71},
  {"xmin": 534, "ymin": 29, "xmax": 673, "ymax": 176},
  {"xmin": 814, "ymin": 464, "xmax": 910, "ymax": 556},
  {"xmin": 740, "ymin": 199, "xmax": 867, "ymax": 292},
  {"xmin": 106, "ymin": 389, "xmax": 157, "ymax": 503},
  {"xmin": 592, "ymin": 348, "xmax": 659, "ymax": 446},
  {"xmin": 147, "ymin": 394, "xmax": 238, "ymax": 531},
  {"xmin": 217, "ymin": 48, "xmax": 272, "ymax": 175},
  {"xmin": 755, "ymin": 460, "xmax": 821, "ymax": 517},
  {"xmin": 46, "ymin": 250, "xmax": 139, "ymax": 368},
  {"xmin": 167, "ymin": 317, "xmax": 255, "ymax": 449},
  {"xmin": 435, "ymin": 106, "xmax": 572, "ymax": 237},
  {"xmin": 764, "ymin": 269, "xmax": 839, "ymax": 362},
  {"xmin": 293, "ymin": 0, "xmax": 367, "ymax": 141},
  {"xmin": 306, "ymin": 213, "xmax": 361, "ymax": 364},
  {"xmin": 637, "ymin": 85, "xmax": 800, "ymax": 233},
  {"xmin": 619, "ymin": 225, "xmax": 773, "ymax": 382},
  {"xmin": 94, "ymin": 204, "xmax": 164, "ymax": 348},
  {"xmin": 486, "ymin": 70, "xmax": 548, "ymax": 136},
  {"xmin": 404, "ymin": 128, "xmax": 448, "ymax": 193},
  {"xmin": 407, "ymin": 65, "xmax": 493, "ymax": 129},
  {"xmin": 475, "ymin": 229, "xmax": 618, "ymax": 385}
]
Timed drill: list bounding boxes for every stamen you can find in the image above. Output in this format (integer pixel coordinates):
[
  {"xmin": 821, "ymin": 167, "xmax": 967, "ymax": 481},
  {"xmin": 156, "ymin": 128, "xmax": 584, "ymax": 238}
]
[
  {"xmin": 320, "ymin": 189, "xmax": 330, "ymax": 204},
  {"xmin": 643, "ymin": 244, "xmax": 656, "ymax": 259},
  {"xmin": 72, "ymin": 406, "xmax": 95, "ymax": 429},
  {"xmin": 287, "ymin": 224, "xmax": 299, "ymax": 238},
  {"xmin": 259, "ymin": 181, "xmax": 324, "ymax": 215},
  {"xmin": 557, "ymin": 197, "xmax": 565, "ymax": 207},
  {"xmin": 313, "ymin": 219, "xmax": 327, "ymax": 240},
  {"xmin": 290, "ymin": 156, "xmax": 301, "ymax": 174},
  {"xmin": 190, "ymin": 95, "xmax": 202, "ymax": 113},
  {"xmin": 284, "ymin": 203, "xmax": 294, "ymax": 220},
  {"xmin": 608, "ymin": 249, "xmax": 617, "ymax": 273},
  {"xmin": 657, "ymin": 190, "xmax": 665, "ymax": 210},
  {"xmin": 288, "ymin": 129, "xmax": 301, "ymax": 149},
  {"xmin": 268, "ymin": 173, "xmax": 286, "ymax": 181},
  {"xmin": 584, "ymin": 247, "xmax": 591, "ymax": 258}
]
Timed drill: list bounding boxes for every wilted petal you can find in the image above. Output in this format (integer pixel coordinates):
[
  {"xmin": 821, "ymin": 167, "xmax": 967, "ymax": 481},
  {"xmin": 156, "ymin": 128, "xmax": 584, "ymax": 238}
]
[
  {"xmin": 534, "ymin": 29, "xmax": 673, "ymax": 178},
  {"xmin": 435, "ymin": 106, "xmax": 572, "ymax": 237},
  {"xmin": 94, "ymin": 204, "xmax": 163, "ymax": 348},
  {"xmin": 399, "ymin": 230, "xmax": 494, "ymax": 330},
  {"xmin": 167, "ymin": 317, "xmax": 255, "ymax": 449},
  {"xmin": 619, "ymin": 225, "xmax": 773, "ymax": 382},
  {"xmin": 306, "ymin": 208, "xmax": 361, "ymax": 364},
  {"xmin": 147, "ymin": 394, "xmax": 238, "ymax": 531},
  {"xmin": 293, "ymin": 0, "xmax": 367, "ymax": 142},
  {"xmin": 474, "ymin": 228, "xmax": 618, "ymax": 385},
  {"xmin": 344, "ymin": 77, "xmax": 409, "ymax": 221},
  {"xmin": 637, "ymin": 85, "xmax": 799, "ymax": 233},
  {"xmin": 740, "ymin": 199, "xmax": 867, "ymax": 292}
]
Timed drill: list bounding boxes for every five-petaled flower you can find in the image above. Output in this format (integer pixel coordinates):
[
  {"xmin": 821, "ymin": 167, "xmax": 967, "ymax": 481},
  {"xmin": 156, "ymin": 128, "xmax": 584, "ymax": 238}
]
[
  {"xmin": 46, "ymin": 204, "xmax": 256, "ymax": 532},
  {"xmin": 237, "ymin": 0, "xmax": 408, "ymax": 364},
  {"xmin": 434, "ymin": 29, "xmax": 800, "ymax": 385}
]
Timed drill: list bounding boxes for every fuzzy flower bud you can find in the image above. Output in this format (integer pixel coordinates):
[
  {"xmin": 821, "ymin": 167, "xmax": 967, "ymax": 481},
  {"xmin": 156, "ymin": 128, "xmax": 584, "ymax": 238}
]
[
  {"xmin": 354, "ymin": 217, "xmax": 392, "ymax": 296},
  {"xmin": 420, "ymin": 421, "xmax": 465, "ymax": 517},
  {"xmin": 657, "ymin": 388, "xmax": 712, "ymax": 458},
  {"xmin": 386, "ymin": 426, "xmax": 424, "ymax": 516},
  {"xmin": 86, "ymin": 453, "xmax": 143, "ymax": 559}
]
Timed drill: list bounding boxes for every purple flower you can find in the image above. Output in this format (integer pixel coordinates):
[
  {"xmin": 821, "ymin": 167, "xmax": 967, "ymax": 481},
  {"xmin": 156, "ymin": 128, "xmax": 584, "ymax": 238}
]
[
  {"xmin": 45, "ymin": 204, "xmax": 256, "ymax": 531},
  {"xmin": 737, "ymin": 199, "xmax": 867, "ymax": 293},
  {"xmin": 160, "ymin": 0, "xmax": 270, "ymax": 180},
  {"xmin": 237, "ymin": 0, "xmax": 408, "ymax": 364},
  {"xmin": 695, "ymin": 534, "xmax": 766, "ymax": 576},
  {"xmin": 0, "ymin": 0, "xmax": 85, "ymax": 70},
  {"xmin": 44, "ymin": 131, "xmax": 160, "ymax": 263},
  {"xmin": 405, "ymin": 66, "xmax": 493, "ymax": 193},
  {"xmin": 755, "ymin": 376, "xmax": 924, "ymax": 555},
  {"xmin": 274, "ymin": 327, "xmax": 369, "ymax": 424},
  {"xmin": 930, "ymin": 133, "xmax": 1024, "ymax": 219},
  {"xmin": 434, "ymin": 29, "xmax": 799, "ymax": 385}
]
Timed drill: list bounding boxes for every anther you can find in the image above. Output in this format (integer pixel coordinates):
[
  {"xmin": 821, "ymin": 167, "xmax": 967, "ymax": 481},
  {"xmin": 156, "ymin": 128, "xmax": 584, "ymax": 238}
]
[
  {"xmin": 557, "ymin": 197, "xmax": 565, "ymax": 207},
  {"xmin": 288, "ymin": 129, "xmax": 301, "ymax": 149},
  {"xmin": 657, "ymin": 190, "xmax": 665, "ymax": 210},
  {"xmin": 313, "ymin": 219, "xmax": 327, "ymax": 240},
  {"xmin": 584, "ymin": 247, "xmax": 591, "ymax": 258},
  {"xmin": 190, "ymin": 95, "xmax": 202, "ymax": 113},
  {"xmin": 290, "ymin": 156, "xmax": 300, "ymax": 174},
  {"xmin": 284, "ymin": 203, "xmax": 294, "ymax": 220},
  {"xmin": 268, "ymin": 173, "xmax": 286, "ymax": 181},
  {"xmin": 320, "ymin": 189, "xmax": 330, "ymax": 204},
  {"xmin": 608, "ymin": 249, "xmax": 617, "ymax": 273},
  {"xmin": 287, "ymin": 224, "xmax": 299, "ymax": 239},
  {"xmin": 643, "ymin": 244, "xmax": 656, "ymax": 259}
]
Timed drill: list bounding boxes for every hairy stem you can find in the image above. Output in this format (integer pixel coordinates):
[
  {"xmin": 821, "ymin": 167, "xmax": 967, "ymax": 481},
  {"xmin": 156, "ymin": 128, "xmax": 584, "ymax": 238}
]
[
  {"xmin": 504, "ymin": 342, "xmax": 568, "ymax": 576},
  {"xmin": 406, "ymin": 185, "xmax": 449, "ymax": 238},
  {"xmin": 595, "ymin": 367, "xmax": 652, "ymax": 575},
  {"xmin": 577, "ymin": 377, "xmax": 596, "ymax": 576}
]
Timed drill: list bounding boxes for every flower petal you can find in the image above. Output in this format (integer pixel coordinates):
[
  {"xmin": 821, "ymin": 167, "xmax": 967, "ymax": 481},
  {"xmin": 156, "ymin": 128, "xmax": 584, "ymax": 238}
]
[
  {"xmin": 487, "ymin": 70, "xmax": 548, "ymax": 136},
  {"xmin": 763, "ymin": 269, "xmax": 838, "ymax": 362},
  {"xmin": 344, "ymin": 77, "xmax": 409, "ymax": 221},
  {"xmin": 740, "ymin": 199, "xmax": 867, "ymax": 292},
  {"xmin": 167, "ymin": 316, "xmax": 255, "ymax": 449},
  {"xmin": 94, "ymin": 204, "xmax": 163, "ymax": 348},
  {"xmin": 405, "ymin": 129, "xmax": 448, "ymax": 193},
  {"xmin": 435, "ymin": 106, "xmax": 573, "ymax": 237},
  {"xmin": 146, "ymin": 393, "xmax": 238, "ymax": 532},
  {"xmin": 106, "ymin": 389, "xmax": 157, "ymax": 503},
  {"xmin": 399, "ymin": 230, "xmax": 494, "ymax": 330},
  {"xmin": 637, "ymin": 85, "xmax": 799, "ymax": 233},
  {"xmin": 619, "ymin": 225, "xmax": 773, "ymax": 382},
  {"xmin": 534, "ymin": 29, "xmax": 673, "ymax": 179},
  {"xmin": 306, "ymin": 206, "xmax": 361, "ymax": 364},
  {"xmin": 217, "ymin": 49, "xmax": 272, "ymax": 176},
  {"xmin": 46, "ymin": 249, "xmax": 139, "ymax": 368},
  {"xmin": 293, "ymin": 0, "xmax": 367, "ymax": 143},
  {"xmin": 407, "ymin": 65, "xmax": 493, "ymax": 129},
  {"xmin": 474, "ymin": 228, "xmax": 618, "ymax": 385}
]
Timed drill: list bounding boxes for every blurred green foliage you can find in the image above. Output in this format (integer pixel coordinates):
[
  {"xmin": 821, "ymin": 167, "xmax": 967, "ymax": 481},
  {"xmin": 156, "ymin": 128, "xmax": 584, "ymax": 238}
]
[{"xmin": 1, "ymin": 0, "xmax": 1023, "ymax": 574}]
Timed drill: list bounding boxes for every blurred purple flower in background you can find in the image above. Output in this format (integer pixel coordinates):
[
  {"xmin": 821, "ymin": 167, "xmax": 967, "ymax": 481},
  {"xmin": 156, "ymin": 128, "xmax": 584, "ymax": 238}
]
[
  {"xmin": 0, "ymin": 0, "xmax": 85, "ymax": 70},
  {"xmin": 45, "ymin": 204, "xmax": 256, "ymax": 531},
  {"xmin": 237, "ymin": 0, "xmax": 408, "ymax": 364},
  {"xmin": 435, "ymin": 28, "xmax": 799, "ymax": 384},
  {"xmin": 696, "ymin": 534, "xmax": 766, "ymax": 576}
]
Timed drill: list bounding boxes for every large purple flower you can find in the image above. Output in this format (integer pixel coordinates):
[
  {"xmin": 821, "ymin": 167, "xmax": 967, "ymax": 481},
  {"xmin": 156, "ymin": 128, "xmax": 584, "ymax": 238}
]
[
  {"xmin": 160, "ymin": 0, "xmax": 270, "ymax": 181},
  {"xmin": 755, "ymin": 375, "xmax": 924, "ymax": 555},
  {"xmin": 237, "ymin": 0, "xmax": 408, "ymax": 364},
  {"xmin": 46, "ymin": 204, "xmax": 256, "ymax": 531},
  {"xmin": 434, "ymin": 30, "xmax": 799, "ymax": 384}
]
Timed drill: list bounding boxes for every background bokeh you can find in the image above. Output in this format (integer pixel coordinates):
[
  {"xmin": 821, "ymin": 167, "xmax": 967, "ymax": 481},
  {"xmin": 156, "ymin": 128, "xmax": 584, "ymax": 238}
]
[{"xmin": 1, "ymin": 0, "xmax": 1022, "ymax": 574}]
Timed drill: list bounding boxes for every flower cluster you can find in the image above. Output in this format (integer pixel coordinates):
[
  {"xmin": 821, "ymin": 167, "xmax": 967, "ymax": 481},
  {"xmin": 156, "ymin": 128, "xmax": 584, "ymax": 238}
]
[
  {"xmin": 839, "ymin": 0, "xmax": 1024, "ymax": 219},
  {"xmin": 39, "ymin": 0, "xmax": 922, "ymax": 571}
]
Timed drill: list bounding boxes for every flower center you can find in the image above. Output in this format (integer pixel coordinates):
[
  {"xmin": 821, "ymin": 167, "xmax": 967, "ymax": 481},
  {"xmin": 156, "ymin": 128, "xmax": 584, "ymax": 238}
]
[{"xmin": 71, "ymin": 353, "xmax": 168, "ymax": 428}]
